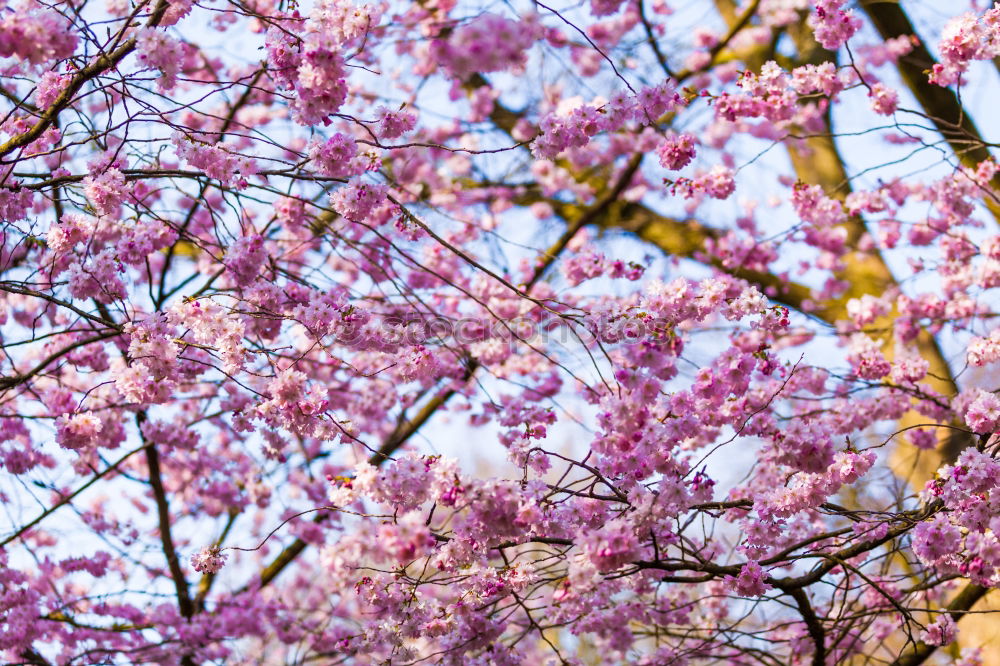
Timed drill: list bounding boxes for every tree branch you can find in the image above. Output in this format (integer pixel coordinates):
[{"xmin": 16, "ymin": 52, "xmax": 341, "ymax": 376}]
[
  {"xmin": 138, "ymin": 412, "xmax": 194, "ymax": 619},
  {"xmin": 861, "ymin": 0, "xmax": 1000, "ymax": 219},
  {"xmin": 890, "ymin": 583, "xmax": 988, "ymax": 666},
  {"xmin": 783, "ymin": 586, "xmax": 826, "ymax": 666}
]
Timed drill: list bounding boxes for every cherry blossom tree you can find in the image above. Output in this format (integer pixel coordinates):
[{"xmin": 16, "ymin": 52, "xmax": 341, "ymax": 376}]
[{"xmin": 3, "ymin": 0, "xmax": 1000, "ymax": 663}]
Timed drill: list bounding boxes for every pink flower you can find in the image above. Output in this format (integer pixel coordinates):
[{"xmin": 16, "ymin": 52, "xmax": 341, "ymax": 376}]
[
  {"xmin": 376, "ymin": 106, "xmax": 416, "ymax": 139},
  {"xmin": 0, "ymin": 6, "xmax": 78, "ymax": 64},
  {"xmin": 792, "ymin": 182, "xmax": 847, "ymax": 228},
  {"xmin": 930, "ymin": 6, "xmax": 1000, "ymax": 86},
  {"xmin": 921, "ymin": 614, "xmax": 957, "ymax": 646},
  {"xmin": 908, "ymin": 429, "xmax": 939, "ymax": 450},
  {"xmin": 657, "ymin": 132, "xmax": 697, "ymax": 170},
  {"xmin": 67, "ymin": 250, "xmax": 127, "ymax": 304},
  {"xmin": 191, "ymin": 545, "xmax": 228, "ymax": 574},
  {"xmin": 808, "ymin": 0, "xmax": 861, "ymax": 50},
  {"xmin": 701, "ymin": 165, "xmax": 736, "ymax": 199},
  {"xmin": 265, "ymin": 22, "xmax": 301, "ymax": 89},
  {"xmin": 726, "ymin": 561, "xmax": 771, "ymax": 597},
  {"xmin": 913, "ymin": 517, "xmax": 963, "ymax": 563},
  {"xmin": 292, "ymin": 50, "xmax": 349, "ymax": 124},
  {"xmin": 308, "ymin": 133, "xmax": 361, "ymax": 177},
  {"xmin": 845, "ymin": 294, "xmax": 891, "ymax": 328},
  {"xmin": 34, "ymin": 71, "xmax": 69, "ymax": 108},
  {"xmin": 377, "ymin": 511, "xmax": 436, "ymax": 563},
  {"xmin": 55, "ymin": 413, "xmax": 103, "ymax": 451},
  {"xmin": 174, "ymin": 134, "xmax": 258, "ymax": 189},
  {"xmin": 136, "ymin": 28, "xmax": 184, "ymax": 92},
  {"xmin": 330, "ymin": 181, "xmax": 389, "ymax": 222},
  {"xmin": 847, "ymin": 334, "xmax": 891, "ymax": 380},
  {"xmin": 964, "ymin": 389, "xmax": 1000, "ymax": 433},
  {"xmin": 889, "ymin": 356, "xmax": 929, "ymax": 384},
  {"xmin": 83, "ymin": 168, "xmax": 129, "ymax": 218},
  {"xmin": 225, "ymin": 234, "xmax": 267, "ymax": 287},
  {"xmin": 967, "ymin": 330, "xmax": 1000, "ymax": 366},
  {"xmin": 117, "ymin": 219, "xmax": 177, "ymax": 265},
  {"xmin": 0, "ymin": 185, "xmax": 33, "ymax": 223},
  {"xmin": 582, "ymin": 518, "xmax": 639, "ymax": 571},
  {"xmin": 305, "ymin": 0, "xmax": 382, "ymax": 50},
  {"xmin": 590, "ymin": 0, "xmax": 627, "ymax": 17},
  {"xmin": 432, "ymin": 14, "xmax": 540, "ymax": 79},
  {"xmin": 791, "ymin": 61, "xmax": 845, "ymax": 96},
  {"xmin": 114, "ymin": 318, "xmax": 180, "ymax": 405},
  {"xmin": 868, "ymin": 83, "xmax": 899, "ymax": 115},
  {"xmin": 161, "ymin": 0, "xmax": 195, "ymax": 26}
]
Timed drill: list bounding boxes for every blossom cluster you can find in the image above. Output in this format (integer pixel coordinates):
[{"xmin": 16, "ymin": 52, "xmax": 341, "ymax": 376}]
[
  {"xmin": 532, "ymin": 82, "xmax": 681, "ymax": 158},
  {"xmin": 174, "ymin": 135, "xmax": 259, "ymax": 189},
  {"xmin": 3, "ymin": 0, "xmax": 1000, "ymax": 663},
  {"xmin": 431, "ymin": 13, "xmax": 541, "ymax": 79},
  {"xmin": 916, "ymin": 448, "xmax": 1000, "ymax": 587},
  {"xmin": 931, "ymin": 4, "xmax": 1000, "ymax": 86},
  {"xmin": 0, "ymin": 4, "xmax": 77, "ymax": 64}
]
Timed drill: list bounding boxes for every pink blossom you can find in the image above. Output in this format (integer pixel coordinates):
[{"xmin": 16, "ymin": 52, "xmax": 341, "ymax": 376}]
[
  {"xmin": 914, "ymin": 517, "xmax": 963, "ymax": 564},
  {"xmin": 909, "ymin": 429, "xmax": 939, "ymax": 450},
  {"xmin": 868, "ymin": 82, "xmax": 899, "ymax": 115},
  {"xmin": 726, "ymin": 560, "xmax": 772, "ymax": 597},
  {"xmin": 308, "ymin": 133, "xmax": 360, "ymax": 177},
  {"xmin": 169, "ymin": 299, "xmax": 247, "ymax": 373},
  {"xmin": 83, "ymin": 168, "xmax": 129, "ymax": 218},
  {"xmin": 432, "ymin": 14, "xmax": 540, "ymax": 79},
  {"xmin": 968, "ymin": 329, "xmax": 1000, "ymax": 365},
  {"xmin": 55, "ymin": 413, "xmax": 102, "ymax": 451},
  {"xmin": 66, "ymin": 250, "xmax": 126, "ymax": 303},
  {"xmin": 590, "ymin": 0, "xmax": 627, "ymax": 17},
  {"xmin": 0, "ymin": 185, "xmax": 33, "ymax": 222},
  {"xmin": 808, "ymin": 0, "xmax": 861, "ymax": 50},
  {"xmin": 305, "ymin": 0, "xmax": 382, "ymax": 50},
  {"xmin": 0, "ymin": 5, "xmax": 78, "ymax": 64},
  {"xmin": 791, "ymin": 61, "xmax": 846, "ymax": 96},
  {"xmin": 2, "ymin": 2, "xmax": 1000, "ymax": 663},
  {"xmin": 889, "ymin": 356, "xmax": 929, "ymax": 384},
  {"xmin": 113, "ymin": 318, "xmax": 180, "ymax": 405},
  {"xmin": 34, "ymin": 71, "xmax": 69, "ymax": 108},
  {"xmin": 964, "ymin": 388, "xmax": 1000, "ymax": 433},
  {"xmin": 378, "ymin": 511, "xmax": 436, "ymax": 563},
  {"xmin": 225, "ymin": 234, "xmax": 267, "ymax": 287},
  {"xmin": 636, "ymin": 81, "xmax": 681, "ymax": 120},
  {"xmin": 930, "ymin": 6, "xmax": 1000, "ymax": 86},
  {"xmin": 191, "ymin": 545, "xmax": 228, "ymax": 574},
  {"xmin": 330, "ymin": 181, "xmax": 389, "ymax": 222},
  {"xmin": 162, "ymin": 0, "xmax": 195, "ymax": 26},
  {"xmin": 135, "ymin": 28, "xmax": 184, "ymax": 92},
  {"xmin": 117, "ymin": 219, "xmax": 178, "ymax": 265},
  {"xmin": 174, "ymin": 135, "xmax": 258, "ymax": 189},
  {"xmin": 582, "ymin": 518, "xmax": 640, "ymax": 571},
  {"xmin": 858, "ymin": 35, "xmax": 915, "ymax": 67},
  {"xmin": 376, "ymin": 106, "xmax": 416, "ymax": 139},
  {"xmin": 657, "ymin": 132, "xmax": 697, "ymax": 170},
  {"xmin": 292, "ymin": 49, "xmax": 349, "ymax": 124},
  {"xmin": 921, "ymin": 614, "xmax": 957, "ymax": 646},
  {"xmin": 265, "ymin": 21, "xmax": 301, "ymax": 89},
  {"xmin": 674, "ymin": 165, "xmax": 736, "ymax": 200},
  {"xmin": 845, "ymin": 294, "xmax": 891, "ymax": 327}
]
